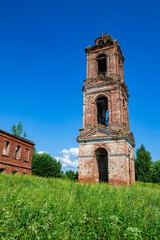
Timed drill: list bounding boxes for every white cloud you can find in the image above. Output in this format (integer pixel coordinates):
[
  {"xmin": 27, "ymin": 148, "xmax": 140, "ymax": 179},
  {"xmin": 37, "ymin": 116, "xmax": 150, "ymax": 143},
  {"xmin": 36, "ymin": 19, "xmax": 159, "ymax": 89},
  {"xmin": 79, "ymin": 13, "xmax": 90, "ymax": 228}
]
[
  {"xmin": 69, "ymin": 148, "xmax": 79, "ymax": 156},
  {"xmin": 61, "ymin": 147, "xmax": 79, "ymax": 156},
  {"xmin": 55, "ymin": 147, "xmax": 79, "ymax": 170},
  {"xmin": 61, "ymin": 149, "xmax": 69, "ymax": 154}
]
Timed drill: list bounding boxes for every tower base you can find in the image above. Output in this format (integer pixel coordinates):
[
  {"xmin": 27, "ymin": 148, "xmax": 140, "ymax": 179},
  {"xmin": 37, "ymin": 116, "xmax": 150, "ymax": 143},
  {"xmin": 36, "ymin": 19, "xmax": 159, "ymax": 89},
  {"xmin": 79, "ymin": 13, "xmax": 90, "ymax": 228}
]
[{"xmin": 77, "ymin": 127, "xmax": 135, "ymax": 185}]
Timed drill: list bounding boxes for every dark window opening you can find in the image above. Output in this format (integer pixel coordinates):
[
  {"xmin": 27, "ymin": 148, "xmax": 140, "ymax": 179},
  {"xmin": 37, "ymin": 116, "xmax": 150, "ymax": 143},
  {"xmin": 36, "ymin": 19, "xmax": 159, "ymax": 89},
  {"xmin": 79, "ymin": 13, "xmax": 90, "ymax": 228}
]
[
  {"xmin": 95, "ymin": 148, "xmax": 108, "ymax": 182},
  {"xmin": 99, "ymin": 40, "xmax": 104, "ymax": 47},
  {"xmin": 96, "ymin": 97, "xmax": 109, "ymax": 126},
  {"xmin": 97, "ymin": 54, "xmax": 106, "ymax": 76},
  {"xmin": 15, "ymin": 145, "xmax": 21, "ymax": 160},
  {"xmin": 2, "ymin": 141, "xmax": 10, "ymax": 156},
  {"xmin": 0, "ymin": 168, "xmax": 5, "ymax": 173},
  {"xmin": 123, "ymin": 99, "xmax": 125, "ymax": 107},
  {"xmin": 12, "ymin": 171, "xmax": 17, "ymax": 174}
]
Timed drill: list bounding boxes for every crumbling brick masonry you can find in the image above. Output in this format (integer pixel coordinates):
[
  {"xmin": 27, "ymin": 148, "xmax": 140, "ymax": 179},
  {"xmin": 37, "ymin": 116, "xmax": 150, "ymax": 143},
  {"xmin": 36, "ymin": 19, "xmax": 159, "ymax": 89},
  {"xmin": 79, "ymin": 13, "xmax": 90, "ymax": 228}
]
[
  {"xmin": 0, "ymin": 129, "xmax": 34, "ymax": 175},
  {"xmin": 77, "ymin": 34, "xmax": 135, "ymax": 185}
]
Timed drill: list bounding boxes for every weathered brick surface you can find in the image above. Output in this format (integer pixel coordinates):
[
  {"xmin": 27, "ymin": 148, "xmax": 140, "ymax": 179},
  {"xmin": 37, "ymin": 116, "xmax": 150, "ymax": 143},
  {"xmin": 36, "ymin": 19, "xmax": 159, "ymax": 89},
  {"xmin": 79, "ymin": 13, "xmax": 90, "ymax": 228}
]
[
  {"xmin": 77, "ymin": 34, "xmax": 135, "ymax": 185},
  {"xmin": 78, "ymin": 139, "xmax": 135, "ymax": 185},
  {"xmin": 0, "ymin": 130, "xmax": 34, "ymax": 175}
]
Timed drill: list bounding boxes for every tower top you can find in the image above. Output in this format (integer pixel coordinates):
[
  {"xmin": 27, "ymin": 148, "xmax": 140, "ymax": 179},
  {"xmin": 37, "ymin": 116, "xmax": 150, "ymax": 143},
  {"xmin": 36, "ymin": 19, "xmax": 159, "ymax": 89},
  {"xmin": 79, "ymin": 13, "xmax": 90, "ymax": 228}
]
[
  {"xmin": 95, "ymin": 33, "xmax": 113, "ymax": 45},
  {"xmin": 85, "ymin": 33, "xmax": 125, "ymax": 82},
  {"xmin": 85, "ymin": 33, "xmax": 124, "ymax": 61}
]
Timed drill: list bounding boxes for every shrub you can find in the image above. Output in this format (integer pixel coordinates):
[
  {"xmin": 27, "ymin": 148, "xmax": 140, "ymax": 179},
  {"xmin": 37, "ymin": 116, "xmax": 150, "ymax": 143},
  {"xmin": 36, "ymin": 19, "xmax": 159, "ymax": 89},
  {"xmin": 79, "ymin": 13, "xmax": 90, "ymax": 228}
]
[
  {"xmin": 106, "ymin": 34, "xmax": 113, "ymax": 43},
  {"xmin": 32, "ymin": 152, "xmax": 62, "ymax": 178},
  {"xmin": 149, "ymin": 160, "xmax": 160, "ymax": 183},
  {"xmin": 65, "ymin": 170, "xmax": 78, "ymax": 180}
]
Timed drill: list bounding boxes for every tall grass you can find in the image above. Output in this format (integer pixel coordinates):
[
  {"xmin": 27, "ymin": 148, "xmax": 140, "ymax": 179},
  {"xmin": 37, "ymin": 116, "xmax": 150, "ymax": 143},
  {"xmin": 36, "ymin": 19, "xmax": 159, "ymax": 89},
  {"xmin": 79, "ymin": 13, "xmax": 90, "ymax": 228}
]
[{"xmin": 0, "ymin": 174, "xmax": 159, "ymax": 239}]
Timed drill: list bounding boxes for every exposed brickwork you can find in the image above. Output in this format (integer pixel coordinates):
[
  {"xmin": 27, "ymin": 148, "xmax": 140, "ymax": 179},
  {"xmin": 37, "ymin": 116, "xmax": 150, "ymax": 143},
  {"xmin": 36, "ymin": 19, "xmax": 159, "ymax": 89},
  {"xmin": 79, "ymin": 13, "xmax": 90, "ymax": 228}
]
[
  {"xmin": 77, "ymin": 34, "xmax": 135, "ymax": 185},
  {"xmin": 0, "ymin": 130, "xmax": 34, "ymax": 175}
]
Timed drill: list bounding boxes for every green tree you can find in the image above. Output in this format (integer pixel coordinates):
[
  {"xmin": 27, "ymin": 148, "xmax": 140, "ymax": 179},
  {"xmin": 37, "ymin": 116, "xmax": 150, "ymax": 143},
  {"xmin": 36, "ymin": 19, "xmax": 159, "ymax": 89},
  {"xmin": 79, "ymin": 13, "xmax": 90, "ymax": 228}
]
[
  {"xmin": 32, "ymin": 152, "xmax": 62, "ymax": 178},
  {"xmin": 11, "ymin": 121, "xmax": 27, "ymax": 138},
  {"xmin": 149, "ymin": 160, "xmax": 160, "ymax": 183},
  {"xmin": 65, "ymin": 170, "xmax": 78, "ymax": 180},
  {"xmin": 135, "ymin": 144, "xmax": 152, "ymax": 182}
]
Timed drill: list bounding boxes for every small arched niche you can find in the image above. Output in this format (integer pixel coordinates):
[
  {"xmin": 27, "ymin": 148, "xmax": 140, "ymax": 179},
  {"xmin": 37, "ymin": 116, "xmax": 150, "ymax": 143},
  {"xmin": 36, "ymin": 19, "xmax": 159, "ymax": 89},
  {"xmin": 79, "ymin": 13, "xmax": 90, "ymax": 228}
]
[
  {"xmin": 96, "ymin": 96, "xmax": 109, "ymax": 126},
  {"xmin": 97, "ymin": 54, "xmax": 107, "ymax": 76},
  {"xmin": 95, "ymin": 148, "xmax": 108, "ymax": 182}
]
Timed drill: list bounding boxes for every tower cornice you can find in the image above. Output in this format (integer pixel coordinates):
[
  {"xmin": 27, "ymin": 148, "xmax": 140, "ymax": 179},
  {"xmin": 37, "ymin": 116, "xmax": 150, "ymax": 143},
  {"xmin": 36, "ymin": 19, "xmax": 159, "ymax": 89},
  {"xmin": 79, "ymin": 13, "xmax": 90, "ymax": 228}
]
[
  {"xmin": 82, "ymin": 76, "xmax": 129, "ymax": 98},
  {"xmin": 77, "ymin": 126, "xmax": 135, "ymax": 147}
]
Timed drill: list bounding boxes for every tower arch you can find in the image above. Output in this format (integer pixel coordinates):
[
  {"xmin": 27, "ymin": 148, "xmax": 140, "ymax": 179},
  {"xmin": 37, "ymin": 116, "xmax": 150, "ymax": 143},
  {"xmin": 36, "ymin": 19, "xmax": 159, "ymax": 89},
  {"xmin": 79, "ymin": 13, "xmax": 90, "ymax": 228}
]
[
  {"xmin": 97, "ymin": 54, "xmax": 107, "ymax": 76},
  {"xmin": 96, "ymin": 96, "xmax": 108, "ymax": 126},
  {"xmin": 95, "ymin": 148, "xmax": 108, "ymax": 182},
  {"xmin": 93, "ymin": 92, "xmax": 110, "ymax": 102}
]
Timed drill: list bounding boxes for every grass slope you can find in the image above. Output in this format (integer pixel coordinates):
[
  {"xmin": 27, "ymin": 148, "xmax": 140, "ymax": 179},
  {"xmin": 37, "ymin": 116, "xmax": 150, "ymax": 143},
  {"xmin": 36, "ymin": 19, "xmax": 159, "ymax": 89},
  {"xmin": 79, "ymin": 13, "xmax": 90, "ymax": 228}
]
[{"xmin": 0, "ymin": 174, "xmax": 159, "ymax": 240}]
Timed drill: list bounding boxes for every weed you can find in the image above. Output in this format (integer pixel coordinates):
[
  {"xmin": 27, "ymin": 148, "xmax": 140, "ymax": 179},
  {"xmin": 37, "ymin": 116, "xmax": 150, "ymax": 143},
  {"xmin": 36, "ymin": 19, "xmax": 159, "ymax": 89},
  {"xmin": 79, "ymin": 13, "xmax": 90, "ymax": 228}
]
[{"xmin": 0, "ymin": 174, "xmax": 159, "ymax": 239}]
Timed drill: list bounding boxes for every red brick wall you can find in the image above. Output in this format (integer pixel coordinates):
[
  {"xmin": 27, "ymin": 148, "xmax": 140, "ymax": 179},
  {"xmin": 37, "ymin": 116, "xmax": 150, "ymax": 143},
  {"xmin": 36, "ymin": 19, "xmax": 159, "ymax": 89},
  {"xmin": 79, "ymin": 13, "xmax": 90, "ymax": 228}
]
[
  {"xmin": 0, "ymin": 130, "xmax": 34, "ymax": 175},
  {"xmin": 77, "ymin": 34, "xmax": 135, "ymax": 185},
  {"xmin": 86, "ymin": 41, "xmax": 124, "ymax": 82},
  {"xmin": 82, "ymin": 83, "xmax": 129, "ymax": 131},
  {"xmin": 78, "ymin": 140, "xmax": 135, "ymax": 185}
]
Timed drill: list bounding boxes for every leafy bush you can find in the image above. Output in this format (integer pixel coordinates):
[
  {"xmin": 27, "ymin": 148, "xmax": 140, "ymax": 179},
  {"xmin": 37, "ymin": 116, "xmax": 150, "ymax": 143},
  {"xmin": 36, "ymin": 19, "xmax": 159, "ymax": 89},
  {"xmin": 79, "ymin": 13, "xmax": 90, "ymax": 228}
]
[
  {"xmin": 149, "ymin": 160, "xmax": 160, "ymax": 183},
  {"xmin": 32, "ymin": 152, "xmax": 62, "ymax": 178},
  {"xmin": 106, "ymin": 34, "xmax": 113, "ymax": 43},
  {"xmin": 65, "ymin": 170, "xmax": 78, "ymax": 180}
]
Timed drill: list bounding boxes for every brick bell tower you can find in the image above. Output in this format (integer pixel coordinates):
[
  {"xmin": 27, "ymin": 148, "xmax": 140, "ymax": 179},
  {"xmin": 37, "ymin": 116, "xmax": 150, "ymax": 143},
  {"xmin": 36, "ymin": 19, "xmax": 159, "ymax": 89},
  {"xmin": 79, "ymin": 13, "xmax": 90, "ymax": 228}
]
[{"xmin": 77, "ymin": 34, "xmax": 135, "ymax": 185}]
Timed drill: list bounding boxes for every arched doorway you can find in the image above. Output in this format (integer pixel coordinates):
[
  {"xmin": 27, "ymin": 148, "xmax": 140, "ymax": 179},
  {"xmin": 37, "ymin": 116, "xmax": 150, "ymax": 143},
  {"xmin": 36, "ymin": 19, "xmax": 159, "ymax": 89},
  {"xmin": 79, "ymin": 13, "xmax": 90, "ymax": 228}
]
[
  {"xmin": 95, "ymin": 148, "xmax": 108, "ymax": 182},
  {"xmin": 96, "ymin": 96, "xmax": 109, "ymax": 126}
]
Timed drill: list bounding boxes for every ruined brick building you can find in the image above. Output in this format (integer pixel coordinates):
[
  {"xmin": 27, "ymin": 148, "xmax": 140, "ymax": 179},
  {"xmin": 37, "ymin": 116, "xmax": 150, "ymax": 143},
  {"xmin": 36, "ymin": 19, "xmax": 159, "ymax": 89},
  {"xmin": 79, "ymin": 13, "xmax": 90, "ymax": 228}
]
[
  {"xmin": 77, "ymin": 34, "xmax": 135, "ymax": 184},
  {"xmin": 0, "ymin": 130, "xmax": 34, "ymax": 175}
]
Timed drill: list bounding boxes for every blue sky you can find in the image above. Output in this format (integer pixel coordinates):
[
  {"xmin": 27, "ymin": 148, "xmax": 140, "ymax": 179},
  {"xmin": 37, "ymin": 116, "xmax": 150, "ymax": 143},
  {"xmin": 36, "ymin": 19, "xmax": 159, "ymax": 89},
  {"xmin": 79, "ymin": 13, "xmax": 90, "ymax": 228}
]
[{"xmin": 0, "ymin": 0, "xmax": 160, "ymax": 171}]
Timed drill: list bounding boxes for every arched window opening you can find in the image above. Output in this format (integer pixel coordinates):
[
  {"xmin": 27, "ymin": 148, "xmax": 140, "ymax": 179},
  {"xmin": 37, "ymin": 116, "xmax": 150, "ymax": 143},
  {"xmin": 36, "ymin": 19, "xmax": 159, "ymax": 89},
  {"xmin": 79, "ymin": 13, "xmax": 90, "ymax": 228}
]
[
  {"xmin": 95, "ymin": 148, "xmax": 108, "ymax": 182},
  {"xmin": 97, "ymin": 54, "xmax": 107, "ymax": 76},
  {"xmin": 96, "ymin": 96, "xmax": 109, "ymax": 126},
  {"xmin": 99, "ymin": 40, "xmax": 104, "ymax": 47}
]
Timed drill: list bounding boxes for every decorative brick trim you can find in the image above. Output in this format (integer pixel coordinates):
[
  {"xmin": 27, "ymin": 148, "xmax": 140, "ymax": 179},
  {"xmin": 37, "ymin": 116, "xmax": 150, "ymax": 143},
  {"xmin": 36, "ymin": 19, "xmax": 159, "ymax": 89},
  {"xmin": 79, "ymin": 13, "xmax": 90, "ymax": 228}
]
[{"xmin": 0, "ymin": 162, "xmax": 31, "ymax": 170}]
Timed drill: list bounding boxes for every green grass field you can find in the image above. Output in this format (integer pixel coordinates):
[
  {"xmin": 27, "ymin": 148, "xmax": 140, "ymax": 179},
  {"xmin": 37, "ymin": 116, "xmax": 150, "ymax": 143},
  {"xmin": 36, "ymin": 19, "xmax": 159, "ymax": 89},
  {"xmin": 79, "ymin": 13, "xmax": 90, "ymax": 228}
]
[{"xmin": 0, "ymin": 174, "xmax": 159, "ymax": 240}]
